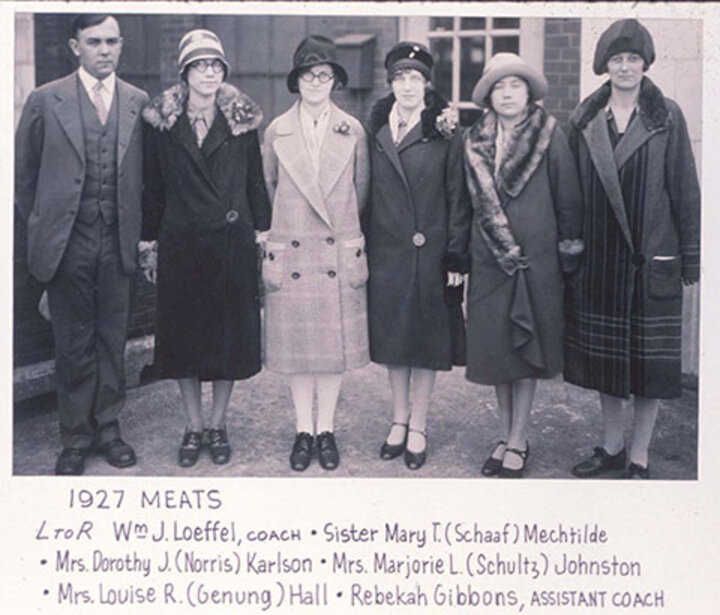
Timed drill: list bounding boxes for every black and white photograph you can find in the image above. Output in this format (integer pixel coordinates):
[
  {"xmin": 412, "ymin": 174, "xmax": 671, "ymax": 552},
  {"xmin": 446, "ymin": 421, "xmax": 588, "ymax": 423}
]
[{"xmin": 2, "ymin": 2, "xmax": 719, "ymax": 613}]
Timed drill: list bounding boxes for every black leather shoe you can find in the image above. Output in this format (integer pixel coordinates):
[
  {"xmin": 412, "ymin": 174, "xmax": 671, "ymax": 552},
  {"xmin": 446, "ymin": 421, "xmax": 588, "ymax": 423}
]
[
  {"xmin": 206, "ymin": 428, "xmax": 231, "ymax": 465},
  {"xmin": 55, "ymin": 448, "xmax": 87, "ymax": 475},
  {"xmin": 317, "ymin": 432, "xmax": 340, "ymax": 470},
  {"xmin": 625, "ymin": 462, "xmax": 650, "ymax": 479},
  {"xmin": 290, "ymin": 432, "xmax": 314, "ymax": 471},
  {"xmin": 498, "ymin": 442, "xmax": 530, "ymax": 479},
  {"xmin": 380, "ymin": 422, "xmax": 408, "ymax": 460},
  {"xmin": 97, "ymin": 438, "xmax": 137, "ymax": 468},
  {"xmin": 572, "ymin": 446, "xmax": 626, "ymax": 478},
  {"xmin": 178, "ymin": 429, "xmax": 204, "ymax": 467},
  {"xmin": 404, "ymin": 429, "xmax": 427, "ymax": 470},
  {"xmin": 481, "ymin": 440, "xmax": 507, "ymax": 477}
]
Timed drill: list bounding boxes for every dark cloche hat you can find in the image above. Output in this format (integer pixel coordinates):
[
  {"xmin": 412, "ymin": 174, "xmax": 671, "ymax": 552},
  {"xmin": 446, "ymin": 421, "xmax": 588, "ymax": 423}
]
[
  {"xmin": 287, "ymin": 35, "xmax": 348, "ymax": 94},
  {"xmin": 593, "ymin": 18, "xmax": 655, "ymax": 75},
  {"xmin": 385, "ymin": 41, "xmax": 433, "ymax": 81}
]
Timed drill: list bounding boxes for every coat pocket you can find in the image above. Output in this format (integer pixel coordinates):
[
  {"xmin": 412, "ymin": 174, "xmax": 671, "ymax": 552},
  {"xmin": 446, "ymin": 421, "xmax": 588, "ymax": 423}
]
[
  {"xmin": 262, "ymin": 241, "xmax": 286, "ymax": 292},
  {"xmin": 648, "ymin": 255, "xmax": 682, "ymax": 299},
  {"xmin": 343, "ymin": 236, "xmax": 369, "ymax": 289}
]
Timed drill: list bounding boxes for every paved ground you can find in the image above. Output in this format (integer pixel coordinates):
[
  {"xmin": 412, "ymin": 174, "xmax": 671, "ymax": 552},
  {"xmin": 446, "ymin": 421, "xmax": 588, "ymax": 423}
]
[{"xmin": 13, "ymin": 363, "xmax": 698, "ymax": 479}]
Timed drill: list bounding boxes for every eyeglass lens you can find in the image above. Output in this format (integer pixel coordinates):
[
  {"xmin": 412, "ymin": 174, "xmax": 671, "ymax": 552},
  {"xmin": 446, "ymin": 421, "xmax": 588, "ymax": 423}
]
[
  {"xmin": 301, "ymin": 70, "xmax": 333, "ymax": 83},
  {"xmin": 191, "ymin": 59, "xmax": 224, "ymax": 73}
]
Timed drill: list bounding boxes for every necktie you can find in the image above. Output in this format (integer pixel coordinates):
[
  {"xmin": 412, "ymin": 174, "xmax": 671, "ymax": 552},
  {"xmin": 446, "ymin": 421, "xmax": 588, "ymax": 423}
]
[
  {"xmin": 92, "ymin": 81, "xmax": 108, "ymax": 125},
  {"xmin": 395, "ymin": 119, "xmax": 408, "ymax": 146},
  {"xmin": 192, "ymin": 115, "xmax": 209, "ymax": 148}
]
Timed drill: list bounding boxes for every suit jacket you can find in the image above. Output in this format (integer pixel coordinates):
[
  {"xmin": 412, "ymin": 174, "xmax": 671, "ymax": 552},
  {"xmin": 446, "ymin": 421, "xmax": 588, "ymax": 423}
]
[{"xmin": 15, "ymin": 71, "xmax": 149, "ymax": 283}]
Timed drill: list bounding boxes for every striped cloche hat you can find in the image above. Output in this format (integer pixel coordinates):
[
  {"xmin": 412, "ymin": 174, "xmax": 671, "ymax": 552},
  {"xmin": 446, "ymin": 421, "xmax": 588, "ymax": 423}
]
[{"xmin": 177, "ymin": 29, "xmax": 230, "ymax": 75}]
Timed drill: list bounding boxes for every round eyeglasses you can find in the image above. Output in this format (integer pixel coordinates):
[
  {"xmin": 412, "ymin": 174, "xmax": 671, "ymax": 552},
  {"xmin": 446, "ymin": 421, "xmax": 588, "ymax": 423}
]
[
  {"xmin": 300, "ymin": 70, "xmax": 334, "ymax": 84},
  {"xmin": 189, "ymin": 59, "xmax": 225, "ymax": 74}
]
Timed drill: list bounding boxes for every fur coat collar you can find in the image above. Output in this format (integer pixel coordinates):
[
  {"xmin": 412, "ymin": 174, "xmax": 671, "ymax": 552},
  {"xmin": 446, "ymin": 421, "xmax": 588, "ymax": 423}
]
[
  {"xmin": 570, "ymin": 76, "xmax": 670, "ymax": 132},
  {"xmin": 464, "ymin": 104, "xmax": 556, "ymax": 276},
  {"xmin": 368, "ymin": 89, "xmax": 451, "ymax": 139},
  {"xmin": 142, "ymin": 82, "xmax": 263, "ymax": 135}
]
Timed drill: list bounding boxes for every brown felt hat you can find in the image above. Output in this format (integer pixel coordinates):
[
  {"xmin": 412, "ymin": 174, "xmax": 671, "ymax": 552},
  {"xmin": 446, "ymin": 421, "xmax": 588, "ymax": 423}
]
[{"xmin": 593, "ymin": 19, "xmax": 655, "ymax": 75}]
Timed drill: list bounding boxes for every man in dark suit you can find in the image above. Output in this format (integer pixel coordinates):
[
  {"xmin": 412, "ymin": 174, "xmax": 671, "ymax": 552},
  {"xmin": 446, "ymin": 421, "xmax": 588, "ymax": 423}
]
[{"xmin": 15, "ymin": 14, "xmax": 149, "ymax": 475}]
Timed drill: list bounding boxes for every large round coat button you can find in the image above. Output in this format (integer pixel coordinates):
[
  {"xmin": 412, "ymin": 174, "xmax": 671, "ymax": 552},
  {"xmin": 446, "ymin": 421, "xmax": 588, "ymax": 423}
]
[
  {"xmin": 226, "ymin": 209, "xmax": 239, "ymax": 224},
  {"xmin": 291, "ymin": 272, "xmax": 301, "ymax": 280},
  {"xmin": 326, "ymin": 237, "xmax": 335, "ymax": 245},
  {"xmin": 631, "ymin": 252, "xmax": 646, "ymax": 267},
  {"xmin": 328, "ymin": 270, "xmax": 336, "ymax": 278},
  {"xmin": 291, "ymin": 240, "xmax": 300, "ymax": 248},
  {"xmin": 412, "ymin": 232, "xmax": 426, "ymax": 247}
]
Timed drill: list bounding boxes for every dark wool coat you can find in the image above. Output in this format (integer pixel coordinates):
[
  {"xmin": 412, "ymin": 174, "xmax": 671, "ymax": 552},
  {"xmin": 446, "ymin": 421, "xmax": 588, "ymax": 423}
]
[
  {"xmin": 142, "ymin": 83, "xmax": 271, "ymax": 381},
  {"xmin": 564, "ymin": 77, "xmax": 700, "ymax": 399},
  {"xmin": 366, "ymin": 91, "xmax": 471, "ymax": 371},
  {"xmin": 463, "ymin": 107, "xmax": 583, "ymax": 385},
  {"xmin": 261, "ymin": 101, "xmax": 370, "ymax": 374}
]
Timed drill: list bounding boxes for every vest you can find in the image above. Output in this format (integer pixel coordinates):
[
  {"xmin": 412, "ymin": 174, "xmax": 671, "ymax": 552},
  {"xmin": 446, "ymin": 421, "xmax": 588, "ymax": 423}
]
[{"xmin": 77, "ymin": 78, "xmax": 120, "ymax": 226}]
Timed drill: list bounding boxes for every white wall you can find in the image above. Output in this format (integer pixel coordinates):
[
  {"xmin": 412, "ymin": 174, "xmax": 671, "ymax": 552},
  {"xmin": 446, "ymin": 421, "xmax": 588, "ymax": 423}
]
[{"xmin": 14, "ymin": 14, "xmax": 34, "ymax": 129}]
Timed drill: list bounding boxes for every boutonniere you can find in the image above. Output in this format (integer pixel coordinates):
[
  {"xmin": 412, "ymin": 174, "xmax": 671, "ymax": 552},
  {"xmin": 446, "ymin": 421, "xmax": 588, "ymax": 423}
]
[
  {"xmin": 333, "ymin": 120, "xmax": 352, "ymax": 135},
  {"xmin": 230, "ymin": 100, "xmax": 255, "ymax": 124},
  {"xmin": 435, "ymin": 106, "xmax": 459, "ymax": 139}
]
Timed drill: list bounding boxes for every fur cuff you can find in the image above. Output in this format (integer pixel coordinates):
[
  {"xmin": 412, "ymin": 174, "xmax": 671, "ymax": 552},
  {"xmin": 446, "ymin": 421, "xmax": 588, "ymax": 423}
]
[{"xmin": 443, "ymin": 252, "xmax": 470, "ymax": 275}]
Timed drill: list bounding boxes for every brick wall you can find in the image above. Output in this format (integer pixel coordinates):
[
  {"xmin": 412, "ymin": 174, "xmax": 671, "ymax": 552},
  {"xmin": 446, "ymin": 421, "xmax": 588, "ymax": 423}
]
[{"xmin": 543, "ymin": 18, "xmax": 581, "ymax": 125}]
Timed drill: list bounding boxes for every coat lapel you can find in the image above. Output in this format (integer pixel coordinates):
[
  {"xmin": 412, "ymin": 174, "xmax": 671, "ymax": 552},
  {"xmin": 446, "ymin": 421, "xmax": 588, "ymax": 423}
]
[
  {"xmin": 319, "ymin": 104, "xmax": 356, "ymax": 198},
  {"xmin": 396, "ymin": 120, "xmax": 424, "ymax": 154},
  {"xmin": 201, "ymin": 111, "xmax": 231, "ymax": 159},
  {"xmin": 613, "ymin": 114, "xmax": 658, "ymax": 171},
  {"xmin": 51, "ymin": 74, "xmax": 84, "ymax": 164},
  {"xmin": 115, "ymin": 79, "xmax": 140, "ymax": 169},
  {"xmin": 172, "ymin": 113, "xmax": 224, "ymax": 202},
  {"xmin": 582, "ymin": 112, "xmax": 634, "ymax": 250},
  {"xmin": 375, "ymin": 124, "xmax": 410, "ymax": 195},
  {"xmin": 273, "ymin": 104, "xmax": 331, "ymax": 227}
]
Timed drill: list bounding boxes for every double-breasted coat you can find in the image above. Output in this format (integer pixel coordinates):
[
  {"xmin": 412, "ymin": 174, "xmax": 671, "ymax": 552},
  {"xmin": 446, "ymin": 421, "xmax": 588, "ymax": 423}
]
[
  {"xmin": 366, "ymin": 91, "xmax": 471, "ymax": 371},
  {"xmin": 142, "ymin": 83, "xmax": 271, "ymax": 381},
  {"xmin": 463, "ymin": 105, "xmax": 583, "ymax": 385},
  {"xmin": 261, "ymin": 101, "xmax": 370, "ymax": 374},
  {"xmin": 564, "ymin": 77, "xmax": 700, "ymax": 399}
]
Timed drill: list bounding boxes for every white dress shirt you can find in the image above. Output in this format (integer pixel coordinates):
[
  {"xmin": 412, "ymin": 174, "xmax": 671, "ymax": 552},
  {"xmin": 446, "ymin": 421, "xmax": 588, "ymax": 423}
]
[
  {"xmin": 77, "ymin": 66, "xmax": 116, "ymax": 112},
  {"xmin": 389, "ymin": 101, "xmax": 423, "ymax": 145}
]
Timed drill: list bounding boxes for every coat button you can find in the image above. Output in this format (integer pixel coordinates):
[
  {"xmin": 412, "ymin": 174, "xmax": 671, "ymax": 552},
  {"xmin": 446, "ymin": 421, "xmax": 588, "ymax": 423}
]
[
  {"xmin": 631, "ymin": 252, "xmax": 646, "ymax": 267},
  {"xmin": 268, "ymin": 252, "xmax": 275, "ymax": 261},
  {"xmin": 412, "ymin": 232, "xmax": 426, "ymax": 247},
  {"xmin": 226, "ymin": 209, "xmax": 239, "ymax": 224},
  {"xmin": 328, "ymin": 270, "xmax": 336, "ymax": 278},
  {"xmin": 326, "ymin": 237, "xmax": 335, "ymax": 245},
  {"xmin": 355, "ymin": 249, "xmax": 362, "ymax": 258},
  {"xmin": 291, "ymin": 272, "xmax": 300, "ymax": 280},
  {"xmin": 291, "ymin": 240, "xmax": 300, "ymax": 248}
]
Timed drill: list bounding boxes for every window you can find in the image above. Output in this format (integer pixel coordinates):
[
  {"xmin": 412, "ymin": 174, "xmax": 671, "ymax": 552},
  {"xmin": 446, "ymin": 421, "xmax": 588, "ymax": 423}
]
[{"xmin": 402, "ymin": 16, "xmax": 543, "ymax": 126}]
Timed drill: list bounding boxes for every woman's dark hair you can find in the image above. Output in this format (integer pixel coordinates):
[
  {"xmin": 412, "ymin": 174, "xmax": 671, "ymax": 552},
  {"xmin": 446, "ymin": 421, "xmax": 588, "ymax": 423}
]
[{"xmin": 71, "ymin": 14, "xmax": 113, "ymax": 39}]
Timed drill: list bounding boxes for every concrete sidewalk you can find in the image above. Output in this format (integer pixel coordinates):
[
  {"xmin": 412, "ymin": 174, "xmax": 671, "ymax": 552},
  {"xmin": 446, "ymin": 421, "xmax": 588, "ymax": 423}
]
[{"xmin": 13, "ymin": 363, "xmax": 698, "ymax": 479}]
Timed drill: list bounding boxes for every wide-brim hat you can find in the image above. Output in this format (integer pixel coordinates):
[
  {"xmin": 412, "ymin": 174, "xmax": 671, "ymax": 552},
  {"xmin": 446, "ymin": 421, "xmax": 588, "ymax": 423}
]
[
  {"xmin": 593, "ymin": 18, "xmax": 655, "ymax": 75},
  {"xmin": 471, "ymin": 52, "xmax": 548, "ymax": 107},
  {"xmin": 286, "ymin": 35, "xmax": 348, "ymax": 94},
  {"xmin": 177, "ymin": 29, "xmax": 230, "ymax": 75},
  {"xmin": 385, "ymin": 41, "xmax": 433, "ymax": 81}
]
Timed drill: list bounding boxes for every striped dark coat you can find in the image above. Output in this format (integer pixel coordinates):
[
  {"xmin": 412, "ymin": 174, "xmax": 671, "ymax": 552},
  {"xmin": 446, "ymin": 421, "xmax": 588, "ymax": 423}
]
[{"xmin": 564, "ymin": 77, "xmax": 700, "ymax": 399}]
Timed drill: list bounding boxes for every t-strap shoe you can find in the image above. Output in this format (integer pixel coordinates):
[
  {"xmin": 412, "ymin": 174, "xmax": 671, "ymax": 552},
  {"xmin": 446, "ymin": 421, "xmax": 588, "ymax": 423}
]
[
  {"xmin": 380, "ymin": 422, "xmax": 408, "ymax": 460},
  {"xmin": 481, "ymin": 440, "xmax": 507, "ymax": 477},
  {"xmin": 404, "ymin": 428, "xmax": 427, "ymax": 470},
  {"xmin": 498, "ymin": 442, "xmax": 530, "ymax": 479},
  {"xmin": 572, "ymin": 446, "xmax": 626, "ymax": 478}
]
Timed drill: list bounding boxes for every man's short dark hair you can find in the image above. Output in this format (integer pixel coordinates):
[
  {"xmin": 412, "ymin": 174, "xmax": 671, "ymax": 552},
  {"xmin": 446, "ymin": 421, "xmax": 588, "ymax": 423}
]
[{"xmin": 71, "ymin": 14, "xmax": 113, "ymax": 39}]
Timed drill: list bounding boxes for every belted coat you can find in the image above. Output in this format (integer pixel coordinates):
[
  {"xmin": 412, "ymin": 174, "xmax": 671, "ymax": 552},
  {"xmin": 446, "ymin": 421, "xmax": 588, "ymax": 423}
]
[
  {"xmin": 366, "ymin": 91, "xmax": 471, "ymax": 371},
  {"xmin": 261, "ymin": 101, "xmax": 370, "ymax": 374},
  {"xmin": 142, "ymin": 83, "xmax": 271, "ymax": 381},
  {"xmin": 564, "ymin": 77, "xmax": 700, "ymax": 399}
]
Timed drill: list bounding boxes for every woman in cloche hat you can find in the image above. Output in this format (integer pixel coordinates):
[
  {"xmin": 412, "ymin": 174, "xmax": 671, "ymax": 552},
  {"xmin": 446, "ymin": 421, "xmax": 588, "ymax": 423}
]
[
  {"xmin": 261, "ymin": 36, "xmax": 370, "ymax": 472},
  {"xmin": 140, "ymin": 29, "xmax": 271, "ymax": 468},
  {"xmin": 366, "ymin": 42, "xmax": 470, "ymax": 471},
  {"xmin": 565, "ymin": 19, "xmax": 700, "ymax": 479},
  {"xmin": 463, "ymin": 52, "xmax": 583, "ymax": 478}
]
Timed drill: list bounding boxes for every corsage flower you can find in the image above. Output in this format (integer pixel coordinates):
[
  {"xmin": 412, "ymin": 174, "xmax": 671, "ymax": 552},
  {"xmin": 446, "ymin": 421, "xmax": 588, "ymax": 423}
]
[
  {"xmin": 435, "ymin": 106, "xmax": 459, "ymax": 139},
  {"xmin": 231, "ymin": 100, "xmax": 256, "ymax": 124},
  {"xmin": 333, "ymin": 120, "xmax": 352, "ymax": 135}
]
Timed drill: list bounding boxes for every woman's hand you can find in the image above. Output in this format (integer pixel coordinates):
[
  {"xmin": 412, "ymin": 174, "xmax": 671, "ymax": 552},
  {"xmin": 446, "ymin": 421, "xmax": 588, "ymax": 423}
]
[
  {"xmin": 138, "ymin": 240, "xmax": 158, "ymax": 285},
  {"xmin": 447, "ymin": 271, "xmax": 464, "ymax": 287}
]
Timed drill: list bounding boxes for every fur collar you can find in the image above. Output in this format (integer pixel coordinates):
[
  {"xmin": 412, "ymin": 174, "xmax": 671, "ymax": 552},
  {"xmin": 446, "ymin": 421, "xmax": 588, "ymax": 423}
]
[
  {"xmin": 570, "ymin": 76, "xmax": 669, "ymax": 132},
  {"xmin": 465, "ymin": 103, "xmax": 556, "ymax": 199},
  {"xmin": 142, "ymin": 82, "xmax": 263, "ymax": 135},
  {"xmin": 368, "ymin": 89, "xmax": 450, "ymax": 139}
]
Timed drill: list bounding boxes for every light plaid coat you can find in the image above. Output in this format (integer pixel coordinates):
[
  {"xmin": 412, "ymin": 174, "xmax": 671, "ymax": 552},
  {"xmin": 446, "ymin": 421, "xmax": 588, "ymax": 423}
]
[{"xmin": 261, "ymin": 101, "xmax": 370, "ymax": 374}]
